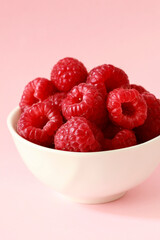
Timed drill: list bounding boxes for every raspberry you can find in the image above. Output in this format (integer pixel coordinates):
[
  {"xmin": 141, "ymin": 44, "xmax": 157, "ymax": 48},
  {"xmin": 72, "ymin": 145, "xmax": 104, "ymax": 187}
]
[
  {"xmin": 129, "ymin": 84, "xmax": 147, "ymax": 94},
  {"xmin": 135, "ymin": 92, "xmax": 160, "ymax": 142},
  {"xmin": 62, "ymin": 83, "xmax": 108, "ymax": 127},
  {"xmin": 19, "ymin": 78, "xmax": 57, "ymax": 112},
  {"xmin": 54, "ymin": 117, "xmax": 104, "ymax": 152},
  {"xmin": 103, "ymin": 121, "xmax": 123, "ymax": 139},
  {"xmin": 104, "ymin": 129, "xmax": 137, "ymax": 150},
  {"xmin": 88, "ymin": 82, "xmax": 107, "ymax": 99},
  {"xmin": 17, "ymin": 101, "xmax": 63, "ymax": 147},
  {"xmin": 44, "ymin": 92, "xmax": 67, "ymax": 111},
  {"xmin": 106, "ymin": 88, "xmax": 147, "ymax": 129},
  {"xmin": 87, "ymin": 64, "xmax": 129, "ymax": 92},
  {"xmin": 51, "ymin": 57, "xmax": 88, "ymax": 92}
]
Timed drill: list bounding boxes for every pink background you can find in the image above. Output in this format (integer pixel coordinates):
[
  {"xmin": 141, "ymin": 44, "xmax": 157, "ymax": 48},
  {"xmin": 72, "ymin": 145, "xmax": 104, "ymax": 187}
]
[{"xmin": 1, "ymin": 0, "xmax": 160, "ymax": 239}]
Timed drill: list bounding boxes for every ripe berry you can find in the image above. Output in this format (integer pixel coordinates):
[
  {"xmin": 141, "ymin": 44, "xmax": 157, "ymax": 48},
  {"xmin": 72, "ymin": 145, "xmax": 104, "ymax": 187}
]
[
  {"xmin": 135, "ymin": 92, "xmax": 160, "ymax": 142},
  {"xmin": 44, "ymin": 92, "xmax": 67, "ymax": 111},
  {"xmin": 51, "ymin": 57, "xmax": 88, "ymax": 92},
  {"xmin": 19, "ymin": 78, "xmax": 56, "ymax": 112},
  {"xmin": 103, "ymin": 121, "xmax": 123, "ymax": 139},
  {"xmin": 129, "ymin": 84, "xmax": 147, "ymax": 94},
  {"xmin": 17, "ymin": 101, "xmax": 63, "ymax": 147},
  {"xmin": 62, "ymin": 83, "xmax": 108, "ymax": 127},
  {"xmin": 54, "ymin": 117, "xmax": 104, "ymax": 152},
  {"xmin": 106, "ymin": 88, "xmax": 147, "ymax": 129},
  {"xmin": 87, "ymin": 64, "xmax": 129, "ymax": 92},
  {"xmin": 88, "ymin": 82, "xmax": 107, "ymax": 99},
  {"xmin": 104, "ymin": 129, "xmax": 137, "ymax": 150}
]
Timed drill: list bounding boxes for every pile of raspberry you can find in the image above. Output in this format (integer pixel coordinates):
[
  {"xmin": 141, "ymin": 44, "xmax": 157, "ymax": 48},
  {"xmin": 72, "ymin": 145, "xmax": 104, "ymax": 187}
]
[{"xmin": 17, "ymin": 57, "xmax": 160, "ymax": 152}]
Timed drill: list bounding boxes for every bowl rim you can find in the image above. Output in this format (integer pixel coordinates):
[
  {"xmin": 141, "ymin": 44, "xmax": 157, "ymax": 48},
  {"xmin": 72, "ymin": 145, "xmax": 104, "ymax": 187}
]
[{"xmin": 7, "ymin": 106, "xmax": 160, "ymax": 155}]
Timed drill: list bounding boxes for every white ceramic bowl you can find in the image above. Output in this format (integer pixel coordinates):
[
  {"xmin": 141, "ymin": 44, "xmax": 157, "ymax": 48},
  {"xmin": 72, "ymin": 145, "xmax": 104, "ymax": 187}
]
[{"xmin": 7, "ymin": 107, "xmax": 160, "ymax": 204}]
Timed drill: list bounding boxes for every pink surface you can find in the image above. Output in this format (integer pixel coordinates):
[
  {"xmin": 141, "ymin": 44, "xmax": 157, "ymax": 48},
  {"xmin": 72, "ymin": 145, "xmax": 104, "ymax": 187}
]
[{"xmin": 1, "ymin": 0, "xmax": 160, "ymax": 239}]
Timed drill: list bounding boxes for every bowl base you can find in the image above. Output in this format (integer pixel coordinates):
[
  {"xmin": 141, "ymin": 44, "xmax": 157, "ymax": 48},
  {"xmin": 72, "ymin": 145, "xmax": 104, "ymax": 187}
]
[{"xmin": 60, "ymin": 191, "xmax": 126, "ymax": 204}]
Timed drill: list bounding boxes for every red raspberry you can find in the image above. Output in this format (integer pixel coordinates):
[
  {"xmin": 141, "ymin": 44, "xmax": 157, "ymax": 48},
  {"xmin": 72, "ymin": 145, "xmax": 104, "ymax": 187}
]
[
  {"xmin": 44, "ymin": 92, "xmax": 67, "ymax": 111},
  {"xmin": 54, "ymin": 117, "xmax": 104, "ymax": 152},
  {"xmin": 103, "ymin": 121, "xmax": 123, "ymax": 139},
  {"xmin": 129, "ymin": 84, "xmax": 147, "ymax": 94},
  {"xmin": 17, "ymin": 101, "xmax": 63, "ymax": 147},
  {"xmin": 106, "ymin": 88, "xmax": 147, "ymax": 129},
  {"xmin": 62, "ymin": 83, "xmax": 108, "ymax": 127},
  {"xmin": 87, "ymin": 64, "xmax": 129, "ymax": 92},
  {"xmin": 51, "ymin": 57, "xmax": 88, "ymax": 92},
  {"xmin": 19, "ymin": 78, "xmax": 57, "ymax": 112},
  {"xmin": 135, "ymin": 92, "xmax": 160, "ymax": 142},
  {"xmin": 88, "ymin": 82, "xmax": 107, "ymax": 99},
  {"xmin": 104, "ymin": 129, "xmax": 137, "ymax": 150}
]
